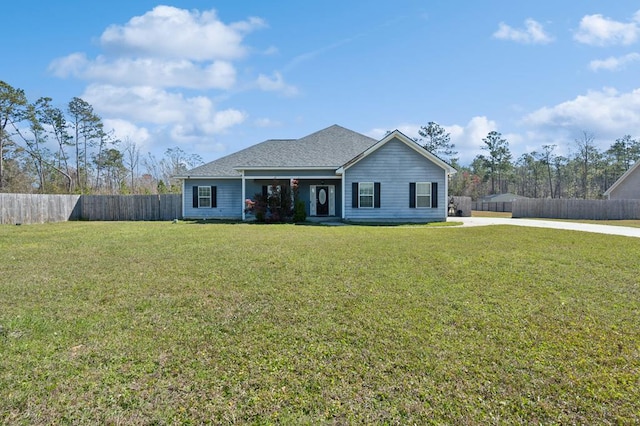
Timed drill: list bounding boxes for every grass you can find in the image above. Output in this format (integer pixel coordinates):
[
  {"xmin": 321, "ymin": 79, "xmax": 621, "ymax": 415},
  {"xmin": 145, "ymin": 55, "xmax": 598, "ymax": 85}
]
[
  {"xmin": 472, "ymin": 210, "xmax": 512, "ymax": 218},
  {"xmin": 1, "ymin": 222, "xmax": 639, "ymax": 424}
]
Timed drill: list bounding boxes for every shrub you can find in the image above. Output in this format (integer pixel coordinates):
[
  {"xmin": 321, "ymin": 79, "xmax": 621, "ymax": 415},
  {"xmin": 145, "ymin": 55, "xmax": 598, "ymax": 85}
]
[{"xmin": 293, "ymin": 200, "xmax": 306, "ymax": 223}]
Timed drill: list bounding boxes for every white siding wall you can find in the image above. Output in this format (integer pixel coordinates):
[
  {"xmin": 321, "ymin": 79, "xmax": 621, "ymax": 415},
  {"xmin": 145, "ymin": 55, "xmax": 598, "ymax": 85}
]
[
  {"xmin": 183, "ymin": 179, "xmax": 242, "ymax": 219},
  {"xmin": 344, "ymin": 138, "xmax": 447, "ymax": 222}
]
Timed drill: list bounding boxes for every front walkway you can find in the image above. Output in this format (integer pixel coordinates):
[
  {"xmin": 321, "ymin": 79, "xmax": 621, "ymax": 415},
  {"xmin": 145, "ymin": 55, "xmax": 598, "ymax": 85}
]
[{"xmin": 449, "ymin": 216, "xmax": 640, "ymax": 238}]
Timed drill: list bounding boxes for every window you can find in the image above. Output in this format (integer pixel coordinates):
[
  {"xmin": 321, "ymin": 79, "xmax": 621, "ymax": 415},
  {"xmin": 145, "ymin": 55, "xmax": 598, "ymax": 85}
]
[
  {"xmin": 410, "ymin": 182, "xmax": 437, "ymax": 208},
  {"xmin": 359, "ymin": 182, "xmax": 374, "ymax": 208},
  {"xmin": 192, "ymin": 185, "xmax": 217, "ymax": 208},
  {"xmin": 198, "ymin": 186, "xmax": 211, "ymax": 208},
  {"xmin": 352, "ymin": 182, "xmax": 380, "ymax": 209},
  {"xmin": 416, "ymin": 182, "xmax": 431, "ymax": 208}
]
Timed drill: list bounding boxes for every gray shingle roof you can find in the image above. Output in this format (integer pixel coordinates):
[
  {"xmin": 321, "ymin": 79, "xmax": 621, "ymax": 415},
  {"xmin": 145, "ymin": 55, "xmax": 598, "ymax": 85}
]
[{"xmin": 182, "ymin": 125, "xmax": 378, "ymax": 178}]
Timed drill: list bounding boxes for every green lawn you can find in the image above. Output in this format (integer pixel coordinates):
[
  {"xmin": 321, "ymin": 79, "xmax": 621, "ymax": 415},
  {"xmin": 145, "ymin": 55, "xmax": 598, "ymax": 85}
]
[{"xmin": 1, "ymin": 222, "xmax": 638, "ymax": 424}]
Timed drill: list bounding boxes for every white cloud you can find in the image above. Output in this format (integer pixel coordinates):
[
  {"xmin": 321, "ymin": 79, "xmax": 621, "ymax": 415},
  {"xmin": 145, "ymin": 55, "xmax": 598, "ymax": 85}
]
[
  {"xmin": 47, "ymin": 6, "xmax": 300, "ymax": 154},
  {"xmin": 51, "ymin": 55, "xmax": 236, "ymax": 89},
  {"xmin": 82, "ymin": 84, "xmax": 246, "ymax": 138},
  {"xmin": 256, "ymin": 72, "xmax": 299, "ymax": 96},
  {"xmin": 48, "ymin": 52, "xmax": 89, "ymax": 78},
  {"xmin": 574, "ymin": 12, "xmax": 640, "ymax": 46},
  {"xmin": 493, "ymin": 19, "xmax": 554, "ymax": 44},
  {"xmin": 522, "ymin": 87, "xmax": 640, "ymax": 139},
  {"xmin": 103, "ymin": 118, "xmax": 152, "ymax": 151},
  {"xmin": 254, "ymin": 118, "xmax": 281, "ymax": 128},
  {"xmin": 448, "ymin": 117, "xmax": 499, "ymax": 162},
  {"xmin": 100, "ymin": 5, "xmax": 265, "ymax": 61},
  {"xmin": 589, "ymin": 52, "xmax": 640, "ymax": 71}
]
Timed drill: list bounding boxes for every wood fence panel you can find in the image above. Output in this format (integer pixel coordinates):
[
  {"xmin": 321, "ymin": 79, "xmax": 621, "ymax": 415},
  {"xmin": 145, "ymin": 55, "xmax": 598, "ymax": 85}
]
[
  {"xmin": 0, "ymin": 194, "xmax": 81, "ymax": 224},
  {"xmin": 512, "ymin": 198, "xmax": 640, "ymax": 220},
  {"xmin": 0, "ymin": 194, "xmax": 183, "ymax": 224},
  {"xmin": 449, "ymin": 196, "xmax": 472, "ymax": 217},
  {"xmin": 77, "ymin": 194, "xmax": 182, "ymax": 221}
]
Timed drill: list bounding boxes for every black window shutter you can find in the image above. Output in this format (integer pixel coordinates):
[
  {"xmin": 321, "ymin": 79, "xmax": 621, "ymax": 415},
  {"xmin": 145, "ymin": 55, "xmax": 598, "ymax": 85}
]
[
  {"xmin": 262, "ymin": 185, "xmax": 268, "ymax": 198},
  {"xmin": 409, "ymin": 183, "xmax": 416, "ymax": 208},
  {"xmin": 374, "ymin": 182, "xmax": 381, "ymax": 208},
  {"xmin": 192, "ymin": 186, "xmax": 199, "ymax": 208},
  {"xmin": 352, "ymin": 182, "xmax": 359, "ymax": 208},
  {"xmin": 211, "ymin": 186, "xmax": 217, "ymax": 208},
  {"xmin": 431, "ymin": 182, "xmax": 438, "ymax": 208}
]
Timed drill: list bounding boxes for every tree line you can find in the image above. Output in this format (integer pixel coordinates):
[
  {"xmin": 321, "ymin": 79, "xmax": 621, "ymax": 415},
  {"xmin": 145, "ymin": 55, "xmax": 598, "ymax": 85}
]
[
  {"xmin": 417, "ymin": 122, "xmax": 640, "ymax": 200},
  {"xmin": 0, "ymin": 80, "xmax": 203, "ymax": 194},
  {"xmin": 3, "ymin": 78, "xmax": 639, "ymax": 199}
]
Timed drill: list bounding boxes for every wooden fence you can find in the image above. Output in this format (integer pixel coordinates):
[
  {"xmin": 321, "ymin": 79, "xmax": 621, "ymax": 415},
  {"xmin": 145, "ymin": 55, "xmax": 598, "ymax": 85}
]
[
  {"xmin": 472, "ymin": 201, "xmax": 513, "ymax": 213},
  {"xmin": 448, "ymin": 196, "xmax": 472, "ymax": 217},
  {"xmin": 512, "ymin": 198, "xmax": 640, "ymax": 220},
  {"xmin": 0, "ymin": 194, "xmax": 183, "ymax": 224},
  {"xmin": 80, "ymin": 195, "xmax": 182, "ymax": 221},
  {"xmin": 0, "ymin": 193, "xmax": 81, "ymax": 224}
]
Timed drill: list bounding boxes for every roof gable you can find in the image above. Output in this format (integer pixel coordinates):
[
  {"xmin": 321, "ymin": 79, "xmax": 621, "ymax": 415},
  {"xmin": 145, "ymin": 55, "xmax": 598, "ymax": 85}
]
[
  {"xmin": 604, "ymin": 160, "xmax": 640, "ymax": 197},
  {"xmin": 337, "ymin": 130, "xmax": 456, "ymax": 174}
]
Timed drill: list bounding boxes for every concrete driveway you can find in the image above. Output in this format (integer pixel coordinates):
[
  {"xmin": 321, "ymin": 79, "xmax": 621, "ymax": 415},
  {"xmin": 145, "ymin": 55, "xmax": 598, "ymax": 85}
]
[{"xmin": 449, "ymin": 216, "xmax": 640, "ymax": 238}]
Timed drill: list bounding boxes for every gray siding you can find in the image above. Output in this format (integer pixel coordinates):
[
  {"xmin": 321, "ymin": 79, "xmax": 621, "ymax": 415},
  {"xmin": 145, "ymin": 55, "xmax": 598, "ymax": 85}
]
[
  {"xmin": 344, "ymin": 138, "xmax": 447, "ymax": 222},
  {"xmin": 609, "ymin": 167, "xmax": 640, "ymax": 199},
  {"xmin": 183, "ymin": 179, "xmax": 242, "ymax": 219}
]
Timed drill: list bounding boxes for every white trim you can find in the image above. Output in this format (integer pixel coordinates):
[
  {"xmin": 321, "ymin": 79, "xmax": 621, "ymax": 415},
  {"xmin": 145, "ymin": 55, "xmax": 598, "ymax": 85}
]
[
  {"xmin": 173, "ymin": 176, "xmax": 239, "ymax": 180},
  {"xmin": 329, "ymin": 186, "xmax": 335, "ymax": 216},
  {"xmin": 358, "ymin": 182, "xmax": 375, "ymax": 208},
  {"xmin": 336, "ymin": 130, "xmax": 456, "ymax": 175},
  {"xmin": 444, "ymin": 169, "xmax": 449, "ymax": 212},
  {"xmin": 243, "ymin": 175, "xmax": 339, "ymax": 180},
  {"xmin": 198, "ymin": 186, "xmax": 212, "ymax": 208},
  {"xmin": 415, "ymin": 182, "xmax": 432, "ymax": 208},
  {"xmin": 603, "ymin": 160, "xmax": 640, "ymax": 198},
  {"xmin": 309, "ymin": 184, "xmax": 336, "ymax": 216},
  {"xmin": 234, "ymin": 166, "xmax": 336, "ymax": 171},
  {"xmin": 181, "ymin": 179, "xmax": 185, "ymax": 219},
  {"xmin": 241, "ymin": 170, "xmax": 246, "ymax": 221},
  {"xmin": 341, "ymin": 175, "xmax": 346, "ymax": 219},
  {"xmin": 310, "ymin": 186, "xmax": 317, "ymax": 215}
]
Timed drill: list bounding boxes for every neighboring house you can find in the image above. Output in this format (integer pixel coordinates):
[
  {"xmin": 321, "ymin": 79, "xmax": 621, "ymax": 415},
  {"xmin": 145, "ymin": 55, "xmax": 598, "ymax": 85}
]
[
  {"xmin": 175, "ymin": 125, "xmax": 456, "ymax": 222},
  {"xmin": 604, "ymin": 161, "xmax": 640, "ymax": 199}
]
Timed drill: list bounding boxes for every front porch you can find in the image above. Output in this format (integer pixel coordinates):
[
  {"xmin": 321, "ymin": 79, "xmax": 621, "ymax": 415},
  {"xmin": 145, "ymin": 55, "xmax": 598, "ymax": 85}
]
[{"xmin": 242, "ymin": 177, "xmax": 342, "ymax": 221}]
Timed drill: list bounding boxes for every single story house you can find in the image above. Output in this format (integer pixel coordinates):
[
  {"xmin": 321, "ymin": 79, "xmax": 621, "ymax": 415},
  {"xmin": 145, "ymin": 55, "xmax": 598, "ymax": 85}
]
[
  {"xmin": 603, "ymin": 161, "xmax": 640, "ymax": 199},
  {"xmin": 176, "ymin": 125, "xmax": 456, "ymax": 222}
]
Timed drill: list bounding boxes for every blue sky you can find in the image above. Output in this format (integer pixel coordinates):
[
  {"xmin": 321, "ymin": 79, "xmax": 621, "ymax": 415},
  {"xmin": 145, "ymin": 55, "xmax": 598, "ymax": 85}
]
[{"xmin": 4, "ymin": 0, "xmax": 640, "ymax": 165}]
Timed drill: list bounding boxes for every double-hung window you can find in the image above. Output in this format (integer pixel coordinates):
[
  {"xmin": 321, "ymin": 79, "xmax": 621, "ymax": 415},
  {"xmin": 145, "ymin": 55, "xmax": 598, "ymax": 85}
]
[
  {"xmin": 192, "ymin": 185, "xmax": 217, "ymax": 208},
  {"xmin": 409, "ymin": 182, "xmax": 437, "ymax": 208},
  {"xmin": 359, "ymin": 182, "xmax": 374, "ymax": 208},
  {"xmin": 198, "ymin": 186, "xmax": 212, "ymax": 208},
  {"xmin": 416, "ymin": 182, "xmax": 431, "ymax": 208},
  {"xmin": 352, "ymin": 182, "xmax": 380, "ymax": 209}
]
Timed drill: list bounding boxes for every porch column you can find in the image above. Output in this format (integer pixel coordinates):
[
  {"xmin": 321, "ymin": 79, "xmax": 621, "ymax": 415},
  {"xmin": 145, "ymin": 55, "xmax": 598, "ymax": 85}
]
[
  {"xmin": 341, "ymin": 174, "xmax": 346, "ymax": 219},
  {"xmin": 241, "ymin": 170, "xmax": 246, "ymax": 221}
]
